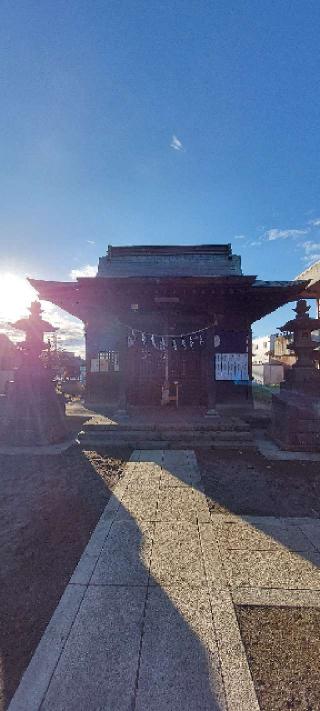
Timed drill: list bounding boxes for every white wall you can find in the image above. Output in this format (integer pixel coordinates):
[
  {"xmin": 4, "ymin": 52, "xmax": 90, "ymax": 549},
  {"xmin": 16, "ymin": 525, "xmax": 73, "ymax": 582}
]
[
  {"xmin": 252, "ymin": 334, "xmax": 277, "ymax": 363},
  {"xmin": 252, "ymin": 363, "xmax": 284, "ymax": 385}
]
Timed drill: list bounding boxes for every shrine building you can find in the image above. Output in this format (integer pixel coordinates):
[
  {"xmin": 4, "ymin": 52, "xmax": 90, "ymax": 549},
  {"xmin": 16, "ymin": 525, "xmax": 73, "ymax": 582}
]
[{"xmin": 30, "ymin": 244, "xmax": 306, "ymax": 409}]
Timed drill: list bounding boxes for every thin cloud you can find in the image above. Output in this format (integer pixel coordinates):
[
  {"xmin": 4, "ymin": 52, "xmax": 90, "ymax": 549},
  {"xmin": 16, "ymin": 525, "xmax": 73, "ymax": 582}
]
[
  {"xmin": 302, "ymin": 240, "xmax": 320, "ymax": 255},
  {"xmin": 308, "ymin": 218, "xmax": 320, "ymax": 227},
  {"xmin": 87, "ymin": 240, "xmax": 96, "ymax": 245},
  {"xmin": 301, "ymin": 240, "xmax": 320, "ymax": 266},
  {"xmin": 234, "ymin": 234, "xmax": 246, "ymax": 239},
  {"xmin": 70, "ymin": 264, "xmax": 97, "ymax": 280},
  {"xmin": 170, "ymin": 135, "xmax": 184, "ymax": 152},
  {"xmin": 263, "ymin": 228, "xmax": 309, "ymax": 241}
]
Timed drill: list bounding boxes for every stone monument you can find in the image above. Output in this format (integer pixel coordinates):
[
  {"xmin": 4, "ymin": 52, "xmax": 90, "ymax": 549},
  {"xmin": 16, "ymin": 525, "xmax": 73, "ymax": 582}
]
[
  {"xmin": 271, "ymin": 299, "xmax": 320, "ymax": 450},
  {"xmin": 0, "ymin": 301, "xmax": 68, "ymax": 446}
]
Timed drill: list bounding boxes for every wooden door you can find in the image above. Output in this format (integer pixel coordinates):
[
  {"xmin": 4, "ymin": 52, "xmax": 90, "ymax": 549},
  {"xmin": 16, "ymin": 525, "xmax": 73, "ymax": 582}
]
[
  {"xmin": 127, "ymin": 346, "xmax": 165, "ymax": 405},
  {"xmin": 169, "ymin": 348, "xmax": 205, "ymax": 405}
]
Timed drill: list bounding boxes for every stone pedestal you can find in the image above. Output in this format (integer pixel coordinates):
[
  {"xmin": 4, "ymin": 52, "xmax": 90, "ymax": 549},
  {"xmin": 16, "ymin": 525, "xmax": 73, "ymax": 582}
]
[
  {"xmin": 271, "ymin": 391, "xmax": 320, "ymax": 452},
  {"xmin": 0, "ymin": 364, "xmax": 68, "ymax": 446}
]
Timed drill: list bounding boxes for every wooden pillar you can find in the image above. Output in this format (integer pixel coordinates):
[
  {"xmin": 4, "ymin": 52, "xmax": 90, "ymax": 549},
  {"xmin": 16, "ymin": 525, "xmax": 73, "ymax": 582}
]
[
  {"xmin": 116, "ymin": 325, "xmax": 129, "ymax": 417},
  {"xmin": 205, "ymin": 327, "xmax": 218, "ymax": 416},
  {"xmin": 246, "ymin": 326, "xmax": 253, "ymax": 403}
]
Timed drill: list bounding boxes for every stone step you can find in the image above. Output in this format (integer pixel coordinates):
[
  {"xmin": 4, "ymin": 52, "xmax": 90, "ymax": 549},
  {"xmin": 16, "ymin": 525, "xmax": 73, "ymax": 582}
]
[
  {"xmin": 79, "ymin": 430, "xmax": 255, "ymax": 449},
  {"xmin": 79, "ymin": 429, "xmax": 252, "ymax": 441},
  {"xmin": 80, "ymin": 437, "xmax": 255, "ymax": 449},
  {"xmin": 84, "ymin": 422, "xmax": 251, "ymax": 433}
]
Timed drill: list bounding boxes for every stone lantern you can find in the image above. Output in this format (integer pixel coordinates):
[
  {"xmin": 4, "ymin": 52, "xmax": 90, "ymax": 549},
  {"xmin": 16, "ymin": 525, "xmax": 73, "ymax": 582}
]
[
  {"xmin": 12, "ymin": 301, "xmax": 57, "ymax": 363},
  {"xmin": 271, "ymin": 299, "xmax": 320, "ymax": 451},
  {"xmin": 0, "ymin": 301, "xmax": 68, "ymax": 446},
  {"xmin": 279, "ymin": 299, "xmax": 320, "ymax": 394}
]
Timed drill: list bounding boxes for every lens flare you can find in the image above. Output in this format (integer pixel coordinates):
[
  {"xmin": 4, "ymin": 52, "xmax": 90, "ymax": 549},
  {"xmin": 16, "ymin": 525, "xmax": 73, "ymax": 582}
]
[{"xmin": 0, "ymin": 273, "xmax": 36, "ymax": 322}]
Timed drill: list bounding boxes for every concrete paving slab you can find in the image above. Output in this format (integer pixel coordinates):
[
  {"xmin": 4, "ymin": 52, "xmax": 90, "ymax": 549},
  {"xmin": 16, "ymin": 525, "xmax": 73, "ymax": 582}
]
[
  {"xmin": 8, "ymin": 584, "xmax": 86, "ymax": 711},
  {"xmin": 91, "ymin": 520, "xmax": 154, "ymax": 585},
  {"xmin": 256, "ymin": 435, "xmax": 320, "ymax": 461},
  {"xmin": 129, "ymin": 449, "xmax": 142, "ymax": 461},
  {"xmin": 208, "ymin": 589, "xmax": 260, "ymax": 711},
  {"xmin": 192, "ymin": 488, "xmax": 212, "ymax": 521},
  {"xmin": 135, "ymin": 583, "xmax": 227, "ymax": 711},
  {"xmin": 198, "ymin": 523, "xmax": 228, "ymax": 590},
  {"xmin": 156, "ymin": 487, "xmax": 210, "ymax": 521},
  {"xmin": 213, "ymin": 519, "xmax": 316, "ymax": 552},
  {"xmin": 298, "ymin": 520, "xmax": 320, "ymax": 551},
  {"xmin": 150, "ymin": 522, "xmax": 206, "ymax": 586},
  {"xmin": 138, "ymin": 450, "xmax": 164, "ymax": 463},
  {"xmin": 115, "ymin": 485, "xmax": 159, "ymax": 521},
  {"xmin": 161, "ymin": 450, "xmax": 201, "ymax": 485},
  {"xmin": 128, "ymin": 463, "xmax": 162, "ymax": 488},
  {"xmin": 41, "ymin": 586, "xmax": 147, "ymax": 711},
  {"xmin": 69, "ymin": 517, "xmax": 116, "ymax": 585},
  {"xmin": 127, "ymin": 479, "xmax": 160, "ymax": 491},
  {"xmin": 162, "ymin": 449, "xmax": 194, "ymax": 465},
  {"xmin": 224, "ymin": 549, "xmax": 320, "ymax": 589},
  {"xmin": 159, "ymin": 475, "xmax": 193, "ymax": 488},
  {"xmin": 122, "ymin": 460, "xmax": 140, "ymax": 473},
  {"xmin": 160, "ymin": 467, "xmax": 195, "ymax": 487},
  {"xmin": 82, "ymin": 513, "xmax": 117, "ymax": 556},
  {"xmin": 69, "ymin": 551, "xmax": 101, "ymax": 586},
  {"xmin": 231, "ymin": 587, "xmax": 320, "ymax": 607}
]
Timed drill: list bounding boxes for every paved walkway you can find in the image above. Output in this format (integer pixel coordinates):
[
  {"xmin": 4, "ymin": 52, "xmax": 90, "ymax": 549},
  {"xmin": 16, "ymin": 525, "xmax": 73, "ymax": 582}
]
[{"xmin": 9, "ymin": 450, "xmax": 320, "ymax": 710}]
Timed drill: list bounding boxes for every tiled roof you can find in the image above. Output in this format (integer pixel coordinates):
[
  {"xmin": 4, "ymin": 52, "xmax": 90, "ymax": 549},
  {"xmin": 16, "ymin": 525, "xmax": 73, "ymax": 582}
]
[{"xmin": 97, "ymin": 244, "xmax": 242, "ymax": 278}]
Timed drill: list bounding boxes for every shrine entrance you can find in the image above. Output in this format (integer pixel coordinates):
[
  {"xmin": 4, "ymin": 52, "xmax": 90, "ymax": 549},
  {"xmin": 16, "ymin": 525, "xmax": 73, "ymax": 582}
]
[{"xmin": 126, "ymin": 343, "xmax": 205, "ymax": 406}]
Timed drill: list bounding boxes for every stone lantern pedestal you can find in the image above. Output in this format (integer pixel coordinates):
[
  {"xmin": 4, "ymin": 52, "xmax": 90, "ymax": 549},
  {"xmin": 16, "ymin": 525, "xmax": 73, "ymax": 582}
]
[
  {"xmin": 271, "ymin": 390, "xmax": 320, "ymax": 451},
  {"xmin": 2, "ymin": 365, "xmax": 67, "ymax": 446},
  {"xmin": 271, "ymin": 300, "xmax": 320, "ymax": 451}
]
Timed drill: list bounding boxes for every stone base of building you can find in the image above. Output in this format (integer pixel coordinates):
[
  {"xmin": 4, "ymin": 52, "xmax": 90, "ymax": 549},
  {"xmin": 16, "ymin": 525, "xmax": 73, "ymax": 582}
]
[
  {"xmin": 271, "ymin": 391, "xmax": 320, "ymax": 451},
  {"xmin": 0, "ymin": 364, "xmax": 69, "ymax": 446}
]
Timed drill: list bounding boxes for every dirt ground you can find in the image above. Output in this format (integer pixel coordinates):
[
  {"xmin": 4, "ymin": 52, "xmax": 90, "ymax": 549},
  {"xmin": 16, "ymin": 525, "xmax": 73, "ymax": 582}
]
[
  {"xmin": 197, "ymin": 448, "xmax": 320, "ymax": 518},
  {"xmin": 236, "ymin": 605, "xmax": 320, "ymax": 711},
  {"xmin": 0, "ymin": 446, "xmax": 131, "ymax": 710}
]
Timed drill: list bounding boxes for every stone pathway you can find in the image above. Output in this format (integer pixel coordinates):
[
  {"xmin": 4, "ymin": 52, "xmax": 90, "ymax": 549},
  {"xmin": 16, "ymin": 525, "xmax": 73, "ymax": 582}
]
[{"xmin": 9, "ymin": 450, "xmax": 320, "ymax": 710}]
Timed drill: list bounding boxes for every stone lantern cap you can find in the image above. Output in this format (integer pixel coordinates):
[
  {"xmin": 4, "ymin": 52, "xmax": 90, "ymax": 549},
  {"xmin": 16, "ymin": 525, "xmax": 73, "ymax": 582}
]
[
  {"xmin": 279, "ymin": 299, "xmax": 320, "ymax": 333},
  {"xmin": 10, "ymin": 301, "xmax": 57, "ymax": 361},
  {"xmin": 11, "ymin": 301, "xmax": 57, "ymax": 336}
]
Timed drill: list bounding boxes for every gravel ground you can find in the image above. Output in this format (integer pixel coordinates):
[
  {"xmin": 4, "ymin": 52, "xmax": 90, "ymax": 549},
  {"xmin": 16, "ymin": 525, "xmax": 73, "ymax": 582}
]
[
  {"xmin": 0, "ymin": 447, "xmax": 131, "ymax": 710},
  {"xmin": 236, "ymin": 605, "xmax": 320, "ymax": 711},
  {"xmin": 197, "ymin": 448, "xmax": 320, "ymax": 517}
]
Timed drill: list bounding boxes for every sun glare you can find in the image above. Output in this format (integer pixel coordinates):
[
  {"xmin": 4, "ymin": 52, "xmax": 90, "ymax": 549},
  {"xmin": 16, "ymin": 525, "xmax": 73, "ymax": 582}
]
[{"xmin": 0, "ymin": 273, "xmax": 36, "ymax": 323}]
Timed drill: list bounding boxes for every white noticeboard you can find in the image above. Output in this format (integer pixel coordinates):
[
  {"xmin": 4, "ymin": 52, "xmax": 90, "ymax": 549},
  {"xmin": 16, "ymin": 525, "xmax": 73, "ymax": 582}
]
[
  {"xmin": 90, "ymin": 358, "xmax": 99, "ymax": 373},
  {"xmin": 215, "ymin": 353, "xmax": 249, "ymax": 381}
]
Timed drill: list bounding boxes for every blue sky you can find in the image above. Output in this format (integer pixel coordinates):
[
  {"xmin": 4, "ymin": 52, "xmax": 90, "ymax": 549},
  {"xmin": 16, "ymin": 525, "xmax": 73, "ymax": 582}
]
[{"xmin": 1, "ymin": 0, "xmax": 320, "ymax": 351}]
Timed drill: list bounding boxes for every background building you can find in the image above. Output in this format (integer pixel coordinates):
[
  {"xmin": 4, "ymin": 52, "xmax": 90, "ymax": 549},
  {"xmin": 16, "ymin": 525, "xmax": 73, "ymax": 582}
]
[{"xmin": 252, "ymin": 334, "xmax": 277, "ymax": 364}]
